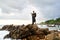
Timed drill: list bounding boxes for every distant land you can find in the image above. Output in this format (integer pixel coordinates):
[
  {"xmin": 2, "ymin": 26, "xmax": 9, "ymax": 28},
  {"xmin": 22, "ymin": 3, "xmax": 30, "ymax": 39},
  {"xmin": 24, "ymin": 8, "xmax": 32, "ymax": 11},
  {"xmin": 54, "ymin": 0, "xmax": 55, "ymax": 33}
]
[{"xmin": 40, "ymin": 17, "xmax": 60, "ymax": 25}]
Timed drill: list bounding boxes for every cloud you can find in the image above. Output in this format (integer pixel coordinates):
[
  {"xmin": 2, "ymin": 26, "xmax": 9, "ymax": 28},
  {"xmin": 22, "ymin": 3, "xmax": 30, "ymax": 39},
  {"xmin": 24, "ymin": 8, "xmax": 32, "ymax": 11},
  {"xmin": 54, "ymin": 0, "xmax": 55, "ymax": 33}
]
[
  {"xmin": 0, "ymin": 0, "xmax": 27, "ymax": 13},
  {"xmin": 0, "ymin": 0, "xmax": 60, "ymax": 21},
  {"xmin": 30, "ymin": 0, "xmax": 60, "ymax": 19},
  {"xmin": 0, "ymin": 0, "xmax": 29, "ymax": 19}
]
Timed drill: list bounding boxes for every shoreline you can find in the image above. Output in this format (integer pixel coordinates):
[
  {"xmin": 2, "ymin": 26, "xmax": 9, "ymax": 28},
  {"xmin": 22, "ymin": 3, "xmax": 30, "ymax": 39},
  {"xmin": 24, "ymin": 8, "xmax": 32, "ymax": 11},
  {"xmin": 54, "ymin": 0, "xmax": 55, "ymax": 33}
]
[{"xmin": 0, "ymin": 24, "xmax": 60, "ymax": 40}]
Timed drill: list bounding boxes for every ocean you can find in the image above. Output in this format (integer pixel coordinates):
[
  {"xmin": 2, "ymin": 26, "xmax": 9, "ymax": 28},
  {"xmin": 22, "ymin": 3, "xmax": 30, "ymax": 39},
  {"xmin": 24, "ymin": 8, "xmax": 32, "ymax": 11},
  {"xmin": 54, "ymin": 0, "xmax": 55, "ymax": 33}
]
[
  {"xmin": 38, "ymin": 25, "xmax": 60, "ymax": 31},
  {"xmin": 0, "ymin": 25, "xmax": 60, "ymax": 40}
]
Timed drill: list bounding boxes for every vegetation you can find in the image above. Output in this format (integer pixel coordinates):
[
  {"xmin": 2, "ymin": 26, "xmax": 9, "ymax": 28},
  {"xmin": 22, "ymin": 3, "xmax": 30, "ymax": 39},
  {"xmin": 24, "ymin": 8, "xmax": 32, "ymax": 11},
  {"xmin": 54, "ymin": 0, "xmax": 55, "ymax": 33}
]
[
  {"xmin": 40, "ymin": 22, "xmax": 46, "ymax": 25},
  {"xmin": 40, "ymin": 17, "xmax": 60, "ymax": 24},
  {"xmin": 55, "ymin": 18, "xmax": 60, "ymax": 24},
  {"xmin": 45, "ymin": 19, "xmax": 55, "ymax": 24}
]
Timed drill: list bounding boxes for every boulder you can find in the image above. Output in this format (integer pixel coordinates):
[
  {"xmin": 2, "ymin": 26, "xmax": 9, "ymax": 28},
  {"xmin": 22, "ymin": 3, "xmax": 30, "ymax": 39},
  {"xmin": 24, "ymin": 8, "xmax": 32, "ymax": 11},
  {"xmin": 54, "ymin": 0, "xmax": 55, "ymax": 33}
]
[{"xmin": 4, "ymin": 24, "xmax": 50, "ymax": 40}]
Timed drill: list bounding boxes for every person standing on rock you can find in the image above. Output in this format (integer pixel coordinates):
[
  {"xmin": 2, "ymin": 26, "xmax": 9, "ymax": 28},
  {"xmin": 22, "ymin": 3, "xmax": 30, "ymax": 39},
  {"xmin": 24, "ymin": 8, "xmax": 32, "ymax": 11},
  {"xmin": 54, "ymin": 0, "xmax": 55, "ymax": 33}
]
[{"xmin": 31, "ymin": 11, "xmax": 36, "ymax": 25}]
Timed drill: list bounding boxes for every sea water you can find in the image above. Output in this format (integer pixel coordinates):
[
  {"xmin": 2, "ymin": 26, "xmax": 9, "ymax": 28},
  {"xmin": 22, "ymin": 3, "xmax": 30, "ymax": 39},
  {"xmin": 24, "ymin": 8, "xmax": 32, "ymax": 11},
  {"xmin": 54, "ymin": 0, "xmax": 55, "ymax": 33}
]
[
  {"xmin": 0, "ymin": 30, "xmax": 10, "ymax": 40},
  {"xmin": 0, "ymin": 25, "xmax": 10, "ymax": 40},
  {"xmin": 0, "ymin": 25, "xmax": 60, "ymax": 40},
  {"xmin": 38, "ymin": 25, "xmax": 60, "ymax": 31}
]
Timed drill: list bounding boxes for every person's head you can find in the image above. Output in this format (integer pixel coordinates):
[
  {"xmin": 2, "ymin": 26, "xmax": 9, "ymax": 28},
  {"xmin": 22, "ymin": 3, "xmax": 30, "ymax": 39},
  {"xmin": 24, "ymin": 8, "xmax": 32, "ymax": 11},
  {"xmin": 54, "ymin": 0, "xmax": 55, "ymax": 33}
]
[{"xmin": 33, "ymin": 11, "xmax": 35, "ymax": 13}]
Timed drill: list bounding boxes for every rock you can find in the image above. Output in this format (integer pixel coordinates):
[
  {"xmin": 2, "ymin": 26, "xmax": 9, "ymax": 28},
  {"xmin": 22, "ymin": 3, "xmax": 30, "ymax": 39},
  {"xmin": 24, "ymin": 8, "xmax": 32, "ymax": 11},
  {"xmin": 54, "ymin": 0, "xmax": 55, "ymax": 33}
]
[
  {"xmin": 4, "ymin": 34, "xmax": 10, "ymax": 39},
  {"xmin": 3, "ymin": 24, "xmax": 50, "ymax": 40},
  {"xmin": 53, "ymin": 37, "xmax": 60, "ymax": 40}
]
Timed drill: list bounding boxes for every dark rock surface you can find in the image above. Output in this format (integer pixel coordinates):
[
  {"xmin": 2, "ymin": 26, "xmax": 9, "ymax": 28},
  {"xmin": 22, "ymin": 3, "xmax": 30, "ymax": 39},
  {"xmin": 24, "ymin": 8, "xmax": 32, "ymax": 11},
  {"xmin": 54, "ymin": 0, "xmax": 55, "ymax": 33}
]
[{"xmin": 1, "ymin": 24, "xmax": 51, "ymax": 40}]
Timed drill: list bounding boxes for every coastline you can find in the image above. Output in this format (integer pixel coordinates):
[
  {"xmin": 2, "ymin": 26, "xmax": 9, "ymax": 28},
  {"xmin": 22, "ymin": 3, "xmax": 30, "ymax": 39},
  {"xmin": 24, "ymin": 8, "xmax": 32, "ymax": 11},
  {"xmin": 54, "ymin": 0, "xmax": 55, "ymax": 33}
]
[{"xmin": 0, "ymin": 24, "xmax": 60, "ymax": 40}]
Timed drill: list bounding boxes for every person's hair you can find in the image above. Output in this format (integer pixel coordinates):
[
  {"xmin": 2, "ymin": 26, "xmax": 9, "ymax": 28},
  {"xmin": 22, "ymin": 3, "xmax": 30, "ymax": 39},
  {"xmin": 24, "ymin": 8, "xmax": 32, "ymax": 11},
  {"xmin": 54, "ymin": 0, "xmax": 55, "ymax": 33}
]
[{"xmin": 33, "ymin": 11, "xmax": 34, "ymax": 12}]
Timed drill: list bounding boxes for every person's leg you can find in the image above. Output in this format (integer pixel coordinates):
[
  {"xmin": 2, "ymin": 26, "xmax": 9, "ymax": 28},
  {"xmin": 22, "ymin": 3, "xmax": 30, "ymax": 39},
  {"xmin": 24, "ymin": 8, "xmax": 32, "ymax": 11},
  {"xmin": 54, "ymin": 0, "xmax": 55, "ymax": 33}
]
[
  {"xmin": 34, "ymin": 18, "xmax": 36, "ymax": 24},
  {"xmin": 32, "ymin": 22, "xmax": 34, "ymax": 25},
  {"xmin": 32, "ymin": 17, "xmax": 34, "ymax": 25}
]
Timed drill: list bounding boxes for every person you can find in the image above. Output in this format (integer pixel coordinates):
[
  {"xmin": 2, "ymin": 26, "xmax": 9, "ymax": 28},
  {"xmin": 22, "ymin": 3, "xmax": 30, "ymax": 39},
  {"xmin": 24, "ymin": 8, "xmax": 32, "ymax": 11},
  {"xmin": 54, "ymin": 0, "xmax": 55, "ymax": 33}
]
[{"xmin": 31, "ymin": 11, "xmax": 36, "ymax": 25}]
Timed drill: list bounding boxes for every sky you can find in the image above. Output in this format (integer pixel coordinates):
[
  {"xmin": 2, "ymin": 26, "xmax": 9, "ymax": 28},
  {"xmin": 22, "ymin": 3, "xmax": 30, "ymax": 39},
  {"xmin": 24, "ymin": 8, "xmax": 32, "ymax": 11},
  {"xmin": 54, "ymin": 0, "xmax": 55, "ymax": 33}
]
[{"xmin": 0, "ymin": 0, "xmax": 60, "ymax": 24}]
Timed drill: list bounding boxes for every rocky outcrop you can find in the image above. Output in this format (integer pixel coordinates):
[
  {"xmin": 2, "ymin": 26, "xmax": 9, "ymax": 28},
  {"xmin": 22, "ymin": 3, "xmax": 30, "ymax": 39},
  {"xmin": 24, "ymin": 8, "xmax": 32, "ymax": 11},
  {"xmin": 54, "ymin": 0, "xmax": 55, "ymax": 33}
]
[
  {"xmin": 2, "ymin": 24, "xmax": 24, "ymax": 31},
  {"xmin": 2, "ymin": 24, "xmax": 50, "ymax": 40},
  {"xmin": 1, "ymin": 23, "xmax": 60, "ymax": 40},
  {"xmin": 3, "ymin": 24, "xmax": 51, "ymax": 40}
]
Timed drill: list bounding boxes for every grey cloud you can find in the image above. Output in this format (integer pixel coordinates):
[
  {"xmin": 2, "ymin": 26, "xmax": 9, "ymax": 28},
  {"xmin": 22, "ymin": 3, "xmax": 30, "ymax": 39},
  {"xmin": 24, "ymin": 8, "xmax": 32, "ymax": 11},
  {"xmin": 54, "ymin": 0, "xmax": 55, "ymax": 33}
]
[
  {"xmin": 30, "ymin": 0, "xmax": 60, "ymax": 19},
  {"xmin": 0, "ymin": 0, "xmax": 60, "ymax": 20},
  {"xmin": 0, "ymin": 0, "xmax": 28, "ymax": 13}
]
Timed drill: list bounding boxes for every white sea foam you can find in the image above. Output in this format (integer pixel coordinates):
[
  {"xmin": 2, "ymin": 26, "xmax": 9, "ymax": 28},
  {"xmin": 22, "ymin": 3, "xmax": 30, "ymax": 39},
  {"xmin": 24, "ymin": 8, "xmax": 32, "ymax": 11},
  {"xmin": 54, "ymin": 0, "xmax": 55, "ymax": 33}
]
[{"xmin": 0, "ymin": 30, "xmax": 9, "ymax": 40}]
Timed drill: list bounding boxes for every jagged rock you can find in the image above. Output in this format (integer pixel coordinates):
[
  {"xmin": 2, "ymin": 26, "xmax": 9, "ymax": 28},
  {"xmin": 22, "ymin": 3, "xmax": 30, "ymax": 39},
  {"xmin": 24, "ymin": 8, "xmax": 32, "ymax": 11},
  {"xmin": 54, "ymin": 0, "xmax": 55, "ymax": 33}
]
[
  {"xmin": 3, "ymin": 24, "xmax": 50, "ymax": 40},
  {"xmin": 4, "ymin": 34, "xmax": 10, "ymax": 39}
]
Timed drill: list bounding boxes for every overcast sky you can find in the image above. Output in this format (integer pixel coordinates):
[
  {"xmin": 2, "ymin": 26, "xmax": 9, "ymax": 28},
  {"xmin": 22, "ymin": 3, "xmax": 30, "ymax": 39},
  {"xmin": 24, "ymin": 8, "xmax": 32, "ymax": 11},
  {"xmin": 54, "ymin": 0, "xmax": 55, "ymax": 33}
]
[{"xmin": 0, "ymin": 0, "xmax": 60, "ymax": 21}]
